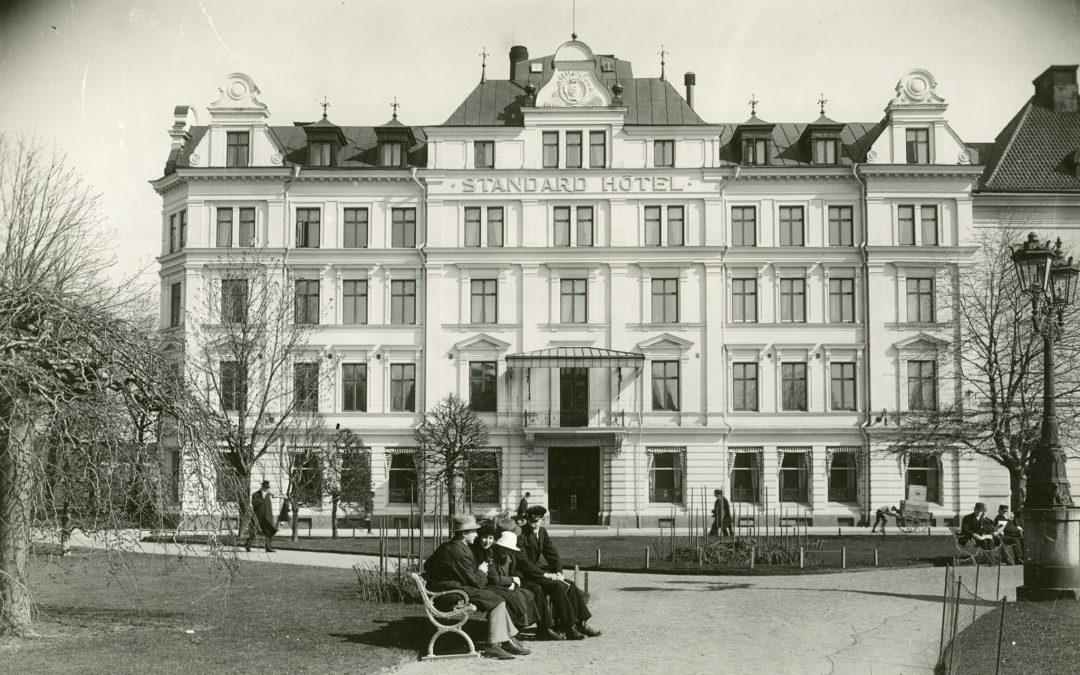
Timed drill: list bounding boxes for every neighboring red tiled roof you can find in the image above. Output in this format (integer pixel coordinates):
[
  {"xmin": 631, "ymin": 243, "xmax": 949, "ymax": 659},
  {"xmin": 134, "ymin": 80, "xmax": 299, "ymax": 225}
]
[
  {"xmin": 718, "ymin": 121, "xmax": 885, "ymax": 166},
  {"xmin": 980, "ymin": 97, "xmax": 1080, "ymax": 192}
]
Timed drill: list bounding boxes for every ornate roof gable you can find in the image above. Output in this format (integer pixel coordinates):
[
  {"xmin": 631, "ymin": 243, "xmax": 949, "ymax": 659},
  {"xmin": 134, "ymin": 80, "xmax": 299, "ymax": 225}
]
[{"xmin": 533, "ymin": 40, "xmax": 612, "ymax": 108}]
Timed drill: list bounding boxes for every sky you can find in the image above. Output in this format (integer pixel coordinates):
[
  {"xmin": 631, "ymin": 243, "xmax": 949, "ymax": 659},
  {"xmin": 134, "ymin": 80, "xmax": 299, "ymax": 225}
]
[{"xmin": 0, "ymin": 0, "xmax": 1078, "ymax": 288}]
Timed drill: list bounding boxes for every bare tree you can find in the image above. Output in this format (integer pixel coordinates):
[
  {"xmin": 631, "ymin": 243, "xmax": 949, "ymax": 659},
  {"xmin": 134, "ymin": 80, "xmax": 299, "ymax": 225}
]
[
  {"xmin": 186, "ymin": 248, "xmax": 334, "ymax": 540},
  {"xmin": 324, "ymin": 427, "xmax": 371, "ymax": 539},
  {"xmin": 415, "ymin": 393, "xmax": 490, "ymax": 519},
  {"xmin": 885, "ymin": 227, "xmax": 1080, "ymax": 511},
  {"xmin": 0, "ymin": 134, "xmax": 218, "ymax": 636}
]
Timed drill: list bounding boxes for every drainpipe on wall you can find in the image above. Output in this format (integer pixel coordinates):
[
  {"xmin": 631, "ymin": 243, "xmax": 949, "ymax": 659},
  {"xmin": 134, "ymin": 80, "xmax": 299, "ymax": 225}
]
[
  {"xmin": 410, "ymin": 167, "xmax": 428, "ymax": 411},
  {"xmin": 718, "ymin": 166, "xmax": 739, "ymax": 493},
  {"xmin": 853, "ymin": 163, "xmax": 872, "ymax": 527}
]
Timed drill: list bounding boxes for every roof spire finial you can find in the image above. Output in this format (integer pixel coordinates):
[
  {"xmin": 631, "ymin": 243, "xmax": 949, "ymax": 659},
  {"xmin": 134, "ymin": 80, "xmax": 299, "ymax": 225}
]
[
  {"xmin": 480, "ymin": 46, "xmax": 489, "ymax": 84},
  {"xmin": 319, "ymin": 96, "xmax": 330, "ymax": 119},
  {"xmin": 571, "ymin": 0, "xmax": 577, "ymax": 40},
  {"xmin": 658, "ymin": 44, "xmax": 668, "ymax": 81},
  {"xmin": 749, "ymin": 93, "xmax": 759, "ymax": 116},
  {"xmin": 817, "ymin": 92, "xmax": 828, "ymax": 116},
  {"xmin": 391, "ymin": 97, "xmax": 400, "ymax": 120}
]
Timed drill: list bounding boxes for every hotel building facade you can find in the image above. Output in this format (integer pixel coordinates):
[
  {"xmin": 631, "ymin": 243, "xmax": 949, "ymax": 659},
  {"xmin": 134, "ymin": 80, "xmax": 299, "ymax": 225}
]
[{"xmin": 152, "ymin": 38, "xmax": 1080, "ymax": 527}]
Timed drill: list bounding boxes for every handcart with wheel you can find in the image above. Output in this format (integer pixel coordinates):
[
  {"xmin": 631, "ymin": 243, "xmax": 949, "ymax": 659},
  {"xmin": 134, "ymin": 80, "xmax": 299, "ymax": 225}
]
[{"xmin": 895, "ymin": 499, "xmax": 933, "ymax": 533}]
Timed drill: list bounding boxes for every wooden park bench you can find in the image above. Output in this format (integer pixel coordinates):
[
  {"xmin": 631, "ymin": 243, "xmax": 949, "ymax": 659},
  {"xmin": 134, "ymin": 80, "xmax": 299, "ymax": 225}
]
[
  {"xmin": 950, "ymin": 527, "xmax": 1004, "ymax": 566},
  {"xmin": 409, "ymin": 572, "xmax": 482, "ymax": 661}
]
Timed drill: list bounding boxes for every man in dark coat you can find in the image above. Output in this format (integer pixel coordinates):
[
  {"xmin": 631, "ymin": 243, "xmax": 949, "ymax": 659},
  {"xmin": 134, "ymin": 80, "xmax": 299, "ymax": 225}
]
[
  {"xmin": 517, "ymin": 492, "xmax": 531, "ymax": 518},
  {"xmin": 960, "ymin": 502, "xmax": 1013, "ymax": 563},
  {"xmin": 709, "ymin": 489, "xmax": 733, "ymax": 537},
  {"xmin": 245, "ymin": 480, "xmax": 277, "ymax": 552},
  {"xmin": 423, "ymin": 515, "xmax": 529, "ymax": 659},
  {"xmin": 518, "ymin": 505, "xmax": 601, "ymax": 640}
]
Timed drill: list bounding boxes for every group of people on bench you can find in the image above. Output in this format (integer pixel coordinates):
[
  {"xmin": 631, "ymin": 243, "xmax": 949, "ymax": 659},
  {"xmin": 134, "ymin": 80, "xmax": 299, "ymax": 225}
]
[
  {"xmin": 959, "ymin": 501, "xmax": 1025, "ymax": 564},
  {"xmin": 422, "ymin": 505, "xmax": 601, "ymax": 660}
]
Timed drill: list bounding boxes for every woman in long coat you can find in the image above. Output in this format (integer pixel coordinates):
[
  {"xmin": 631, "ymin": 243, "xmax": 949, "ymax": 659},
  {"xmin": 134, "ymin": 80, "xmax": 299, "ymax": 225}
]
[{"xmin": 472, "ymin": 524, "xmax": 538, "ymax": 629}]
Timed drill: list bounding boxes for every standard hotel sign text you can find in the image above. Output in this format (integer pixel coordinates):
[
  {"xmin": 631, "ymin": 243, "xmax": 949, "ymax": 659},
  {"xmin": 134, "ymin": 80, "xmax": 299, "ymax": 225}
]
[{"xmin": 462, "ymin": 175, "xmax": 681, "ymax": 193}]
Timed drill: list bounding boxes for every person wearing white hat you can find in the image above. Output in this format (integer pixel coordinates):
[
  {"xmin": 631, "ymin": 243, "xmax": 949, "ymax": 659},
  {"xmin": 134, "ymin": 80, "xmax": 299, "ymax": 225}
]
[{"xmin": 423, "ymin": 514, "xmax": 527, "ymax": 659}]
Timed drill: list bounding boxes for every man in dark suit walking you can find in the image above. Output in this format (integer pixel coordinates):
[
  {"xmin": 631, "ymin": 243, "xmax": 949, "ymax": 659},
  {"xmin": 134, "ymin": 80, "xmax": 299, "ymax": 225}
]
[
  {"xmin": 246, "ymin": 480, "xmax": 277, "ymax": 552},
  {"xmin": 709, "ymin": 489, "xmax": 732, "ymax": 537},
  {"xmin": 517, "ymin": 492, "xmax": 531, "ymax": 519},
  {"xmin": 423, "ymin": 515, "xmax": 529, "ymax": 660},
  {"xmin": 518, "ymin": 505, "xmax": 601, "ymax": 640}
]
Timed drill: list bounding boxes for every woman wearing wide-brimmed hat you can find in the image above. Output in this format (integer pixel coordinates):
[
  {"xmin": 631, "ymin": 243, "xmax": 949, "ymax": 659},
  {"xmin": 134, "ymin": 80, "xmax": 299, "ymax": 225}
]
[{"xmin": 472, "ymin": 526, "xmax": 540, "ymax": 631}]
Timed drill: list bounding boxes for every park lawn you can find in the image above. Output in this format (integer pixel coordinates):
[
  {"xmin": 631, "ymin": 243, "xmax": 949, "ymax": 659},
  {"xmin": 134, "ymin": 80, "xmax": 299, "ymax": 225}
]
[
  {"xmin": 948, "ymin": 599, "xmax": 1080, "ymax": 674},
  {"xmin": 155, "ymin": 532, "xmax": 961, "ymax": 574},
  {"xmin": 3, "ymin": 550, "xmax": 427, "ymax": 674}
]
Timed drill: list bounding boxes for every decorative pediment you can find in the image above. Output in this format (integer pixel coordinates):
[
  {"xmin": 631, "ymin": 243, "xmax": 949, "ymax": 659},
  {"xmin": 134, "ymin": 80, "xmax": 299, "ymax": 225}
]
[
  {"xmin": 890, "ymin": 69, "xmax": 945, "ymax": 107},
  {"xmin": 534, "ymin": 40, "xmax": 612, "ymax": 108},
  {"xmin": 637, "ymin": 333, "xmax": 693, "ymax": 353},
  {"xmin": 209, "ymin": 73, "xmax": 269, "ymax": 118},
  {"xmin": 895, "ymin": 333, "xmax": 950, "ymax": 353},
  {"xmin": 454, "ymin": 333, "xmax": 511, "ymax": 354}
]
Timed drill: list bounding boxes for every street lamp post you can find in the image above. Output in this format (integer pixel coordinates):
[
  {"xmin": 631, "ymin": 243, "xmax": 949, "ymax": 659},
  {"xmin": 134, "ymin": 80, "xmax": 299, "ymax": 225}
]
[{"xmin": 1011, "ymin": 232, "xmax": 1080, "ymax": 601}]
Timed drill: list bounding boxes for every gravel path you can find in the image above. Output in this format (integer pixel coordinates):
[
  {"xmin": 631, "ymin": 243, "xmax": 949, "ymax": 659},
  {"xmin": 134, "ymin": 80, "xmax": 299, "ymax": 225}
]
[{"xmin": 389, "ymin": 565, "xmax": 1023, "ymax": 675}]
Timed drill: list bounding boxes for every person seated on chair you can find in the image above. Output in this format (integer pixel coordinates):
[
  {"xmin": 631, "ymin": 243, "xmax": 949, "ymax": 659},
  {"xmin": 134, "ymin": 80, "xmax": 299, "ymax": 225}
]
[
  {"xmin": 994, "ymin": 505, "xmax": 1025, "ymax": 563},
  {"xmin": 517, "ymin": 505, "xmax": 602, "ymax": 640},
  {"xmin": 423, "ymin": 515, "xmax": 530, "ymax": 660},
  {"xmin": 471, "ymin": 523, "xmax": 539, "ymax": 631},
  {"xmin": 960, "ymin": 502, "xmax": 1013, "ymax": 563}
]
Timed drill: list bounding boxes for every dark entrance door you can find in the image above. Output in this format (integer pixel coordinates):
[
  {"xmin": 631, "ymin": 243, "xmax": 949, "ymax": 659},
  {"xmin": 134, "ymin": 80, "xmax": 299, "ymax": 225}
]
[
  {"xmin": 548, "ymin": 447, "xmax": 600, "ymax": 525},
  {"xmin": 559, "ymin": 367, "xmax": 589, "ymax": 427}
]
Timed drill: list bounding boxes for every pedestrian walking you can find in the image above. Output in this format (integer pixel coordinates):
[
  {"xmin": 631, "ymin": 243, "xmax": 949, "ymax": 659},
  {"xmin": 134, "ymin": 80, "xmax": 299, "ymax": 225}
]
[
  {"xmin": 517, "ymin": 492, "xmax": 531, "ymax": 518},
  {"xmin": 709, "ymin": 489, "xmax": 733, "ymax": 537},
  {"xmin": 245, "ymin": 480, "xmax": 277, "ymax": 552}
]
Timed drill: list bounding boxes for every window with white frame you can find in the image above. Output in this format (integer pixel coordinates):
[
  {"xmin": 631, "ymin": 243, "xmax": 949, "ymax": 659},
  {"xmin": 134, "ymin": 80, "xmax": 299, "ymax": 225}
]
[
  {"xmin": 827, "ymin": 450, "xmax": 859, "ymax": 502},
  {"xmin": 559, "ymin": 278, "xmax": 588, "ymax": 323},
  {"xmin": 654, "ymin": 140, "xmax": 675, "ymax": 167},
  {"xmin": 388, "ymin": 452, "xmax": 418, "ymax": 503},
  {"xmin": 474, "ymin": 141, "xmax": 494, "ymax": 169},
  {"xmin": 293, "ymin": 362, "xmax": 319, "ymax": 413},
  {"xmin": 907, "ymin": 360, "xmax": 937, "ymax": 410},
  {"xmin": 226, "ymin": 131, "xmax": 249, "ymax": 167},
  {"xmin": 390, "ymin": 280, "xmax": 416, "ymax": 324},
  {"xmin": 731, "ymin": 206, "xmax": 757, "ymax": 246},
  {"xmin": 392, "ymin": 208, "xmax": 417, "ymax": 248},
  {"xmin": 542, "ymin": 131, "xmax": 559, "ymax": 168},
  {"xmin": 730, "ymin": 450, "xmax": 761, "ymax": 502},
  {"xmin": 589, "ymin": 131, "xmax": 606, "ymax": 168},
  {"xmin": 651, "ymin": 278, "xmax": 679, "ymax": 323},
  {"xmin": 566, "ymin": 131, "xmax": 583, "ymax": 169},
  {"xmin": 906, "ymin": 278, "xmax": 935, "ymax": 322},
  {"xmin": 553, "ymin": 206, "xmax": 593, "ymax": 247},
  {"xmin": 465, "ymin": 449, "xmax": 501, "ymax": 504},
  {"xmin": 779, "ymin": 450, "xmax": 809, "ymax": 503},
  {"xmin": 342, "ymin": 280, "xmax": 368, "ymax": 325},
  {"xmin": 731, "ymin": 278, "xmax": 757, "ymax": 323},
  {"xmin": 651, "ymin": 361, "xmax": 680, "ymax": 411},
  {"xmin": 779, "ymin": 206, "xmax": 805, "ymax": 246},
  {"xmin": 644, "ymin": 205, "xmax": 685, "ymax": 246},
  {"xmin": 905, "ymin": 128, "xmax": 930, "ymax": 164},
  {"xmin": 781, "ymin": 363, "xmax": 807, "ymax": 411},
  {"xmin": 288, "ymin": 449, "xmax": 322, "ymax": 506},
  {"xmin": 220, "ymin": 361, "xmax": 247, "ymax": 411},
  {"xmin": 390, "ymin": 363, "xmax": 416, "ymax": 412},
  {"xmin": 295, "ymin": 208, "xmax": 320, "ymax": 248},
  {"xmin": 732, "ymin": 363, "xmax": 758, "ymax": 411},
  {"xmin": 830, "ymin": 362, "xmax": 857, "ymax": 411},
  {"xmin": 343, "ymin": 208, "xmax": 369, "ymax": 248},
  {"xmin": 898, "ymin": 204, "xmax": 939, "ymax": 246},
  {"xmin": 169, "ymin": 281, "xmax": 182, "ymax": 328},
  {"xmin": 829, "ymin": 278, "xmax": 856, "ymax": 323},
  {"xmin": 342, "ymin": 363, "xmax": 367, "ymax": 412},
  {"xmin": 779, "ymin": 278, "xmax": 806, "ymax": 323},
  {"xmin": 470, "ymin": 279, "xmax": 497, "ymax": 324},
  {"xmin": 828, "ymin": 206, "xmax": 854, "ymax": 246},
  {"xmin": 464, "ymin": 206, "xmax": 504, "ymax": 247},
  {"xmin": 906, "ymin": 453, "xmax": 941, "ymax": 502},
  {"xmin": 221, "ymin": 279, "xmax": 248, "ymax": 325},
  {"xmin": 294, "ymin": 279, "xmax": 320, "ymax": 325},
  {"xmin": 469, "ymin": 361, "xmax": 497, "ymax": 412},
  {"xmin": 648, "ymin": 448, "xmax": 685, "ymax": 504}
]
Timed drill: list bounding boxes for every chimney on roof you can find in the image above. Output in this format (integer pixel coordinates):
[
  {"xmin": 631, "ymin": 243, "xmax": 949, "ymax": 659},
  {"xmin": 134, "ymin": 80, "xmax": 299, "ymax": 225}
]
[
  {"xmin": 509, "ymin": 45, "xmax": 529, "ymax": 80},
  {"xmin": 1033, "ymin": 65, "xmax": 1078, "ymax": 113},
  {"xmin": 684, "ymin": 72, "xmax": 696, "ymax": 109}
]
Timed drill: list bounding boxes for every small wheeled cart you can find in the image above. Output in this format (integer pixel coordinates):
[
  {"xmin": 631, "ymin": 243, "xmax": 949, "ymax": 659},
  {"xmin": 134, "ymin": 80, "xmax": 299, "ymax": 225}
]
[{"xmin": 896, "ymin": 500, "xmax": 933, "ymax": 533}]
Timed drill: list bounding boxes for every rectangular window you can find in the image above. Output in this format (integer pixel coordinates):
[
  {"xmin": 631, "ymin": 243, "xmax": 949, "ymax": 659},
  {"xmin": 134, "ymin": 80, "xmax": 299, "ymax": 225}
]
[
  {"xmin": 469, "ymin": 361, "xmax": 497, "ymax": 412},
  {"xmin": 651, "ymin": 278, "xmax": 679, "ymax": 323},
  {"xmin": 390, "ymin": 280, "xmax": 416, "ymax": 325},
  {"xmin": 654, "ymin": 140, "xmax": 675, "ymax": 167},
  {"xmin": 921, "ymin": 205, "xmax": 938, "ymax": 245},
  {"xmin": 310, "ymin": 141, "xmax": 332, "ymax": 167},
  {"xmin": 813, "ymin": 138, "xmax": 838, "ymax": 164},
  {"xmin": 391, "ymin": 208, "xmax": 416, "ymax": 248},
  {"xmin": 589, "ymin": 131, "xmax": 606, "ymax": 168},
  {"xmin": 731, "ymin": 278, "xmax": 757, "ymax": 323},
  {"xmin": 645, "ymin": 206, "xmax": 662, "ymax": 246},
  {"xmin": 226, "ymin": 131, "xmax": 249, "ymax": 167},
  {"xmin": 906, "ymin": 454, "xmax": 940, "ymax": 502},
  {"xmin": 732, "ymin": 363, "xmax": 758, "ymax": 411},
  {"xmin": 168, "ymin": 215, "xmax": 177, "ymax": 254},
  {"xmin": 898, "ymin": 205, "xmax": 916, "ymax": 245},
  {"xmin": 828, "ymin": 452, "xmax": 858, "ymax": 502},
  {"xmin": 779, "ymin": 206, "xmax": 805, "ymax": 246},
  {"xmin": 466, "ymin": 451, "xmax": 500, "ymax": 504},
  {"xmin": 744, "ymin": 138, "xmax": 767, "ymax": 165},
  {"xmin": 220, "ymin": 361, "xmax": 247, "ymax": 411},
  {"xmin": 294, "ymin": 279, "xmax": 320, "ymax": 325},
  {"xmin": 238, "ymin": 208, "xmax": 256, "ymax": 246},
  {"xmin": 166, "ymin": 449, "xmax": 182, "ymax": 504},
  {"xmin": 296, "ymin": 208, "xmax": 321, "ymax": 248},
  {"xmin": 342, "ymin": 364, "xmax": 367, "ymax": 412},
  {"xmin": 829, "ymin": 278, "xmax": 855, "ymax": 323},
  {"xmin": 169, "ymin": 282, "xmax": 182, "ymax": 327},
  {"xmin": 779, "ymin": 452, "xmax": 809, "ymax": 502},
  {"xmin": 390, "ymin": 364, "xmax": 416, "ymax": 412},
  {"xmin": 560, "ymin": 278, "xmax": 587, "ymax": 323},
  {"xmin": 293, "ymin": 362, "xmax": 319, "ymax": 413},
  {"xmin": 542, "ymin": 131, "xmax": 559, "ymax": 168},
  {"xmin": 906, "ymin": 278, "xmax": 935, "ymax": 322},
  {"xmin": 731, "ymin": 206, "xmax": 757, "ymax": 246},
  {"xmin": 388, "ymin": 453, "xmax": 417, "ymax": 503},
  {"xmin": 830, "ymin": 363, "xmax": 857, "ymax": 411},
  {"xmin": 343, "ymin": 208, "xmax": 369, "ymax": 248},
  {"xmin": 221, "ymin": 279, "xmax": 248, "ymax": 325},
  {"xmin": 781, "ymin": 363, "xmax": 808, "ymax": 411},
  {"xmin": 470, "ymin": 279, "xmax": 497, "ymax": 324},
  {"xmin": 474, "ymin": 141, "xmax": 494, "ymax": 168},
  {"xmin": 553, "ymin": 206, "xmax": 571, "ymax": 247},
  {"xmin": 464, "ymin": 207, "xmax": 481, "ymax": 247},
  {"xmin": 651, "ymin": 361, "xmax": 680, "ymax": 411},
  {"xmin": 340, "ymin": 451, "xmax": 370, "ymax": 502},
  {"xmin": 649, "ymin": 451, "xmax": 683, "ymax": 504},
  {"xmin": 779, "ymin": 278, "xmax": 806, "ymax": 323},
  {"xmin": 907, "ymin": 360, "xmax": 937, "ymax": 410},
  {"xmin": 487, "ymin": 207, "xmax": 504, "ymax": 247},
  {"xmin": 828, "ymin": 206, "xmax": 854, "ymax": 246},
  {"xmin": 216, "ymin": 208, "xmax": 233, "ymax": 248},
  {"xmin": 289, "ymin": 450, "xmax": 322, "ymax": 507},
  {"xmin": 566, "ymin": 131, "xmax": 583, "ymax": 169},
  {"xmin": 731, "ymin": 452, "xmax": 760, "ymax": 502},
  {"xmin": 342, "ymin": 280, "xmax": 368, "ymax": 325},
  {"xmin": 380, "ymin": 142, "xmax": 403, "ymax": 167},
  {"xmin": 667, "ymin": 206, "xmax": 684, "ymax": 246},
  {"xmin": 905, "ymin": 128, "xmax": 930, "ymax": 164},
  {"xmin": 179, "ymin": 210, "xmax": 187, "ymax": 249},
  {"xmin": 576, "ymin": 206, "xmax": 593, "ymax": 246},
  {"xmin": 215, "ymin": 452, "xmax": 241, "ymax": 504}
]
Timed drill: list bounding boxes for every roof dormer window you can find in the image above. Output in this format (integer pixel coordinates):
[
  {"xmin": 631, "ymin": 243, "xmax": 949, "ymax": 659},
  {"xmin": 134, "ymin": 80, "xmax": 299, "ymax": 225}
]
[
  {"xmin": 226, "ymin": 131, "xmax": 249, "ymax": 167},
  {"xmin": 906, "ymin": 128, "xmax": 930, "ymax": 163},
  {"xmin": 813, "ymin": 138, "xmax": 838, "ymax": 165},
  {"xmin": 300, "ymin": 107, "xmax": 345, "ymax": 168},
  {"xmin": 743, "ymin": 138, "xmax": 768, "ymax": 165},
  {"xmin": 380, "ymin": 142, "xmax": 405, "ymax": 167},
  {"xmin": 310, "ymin": 141, "xmax": 332, "ymax": 167},
  {"xmin": 374, "ymin": 105, "xmax": 415, "ymax": 169}
]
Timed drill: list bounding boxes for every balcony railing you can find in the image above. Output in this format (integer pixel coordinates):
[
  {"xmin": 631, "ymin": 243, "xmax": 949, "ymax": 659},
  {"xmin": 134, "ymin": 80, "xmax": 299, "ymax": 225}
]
[{"xmin": 523, "ymin": 409, "xmax": 629, "ymax": 428}]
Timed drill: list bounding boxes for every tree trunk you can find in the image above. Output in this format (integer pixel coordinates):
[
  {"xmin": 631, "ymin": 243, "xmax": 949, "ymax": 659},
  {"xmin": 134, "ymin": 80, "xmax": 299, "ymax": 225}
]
[
  {"xmin": 0, "ymin": 399, "xmax": 38, "ymax": 637},
  {"xmin": 1009, "ymin": 467, "xmax": 1027, "ymax": 513},
  {"xmin": 446, "ymin": 468, "xmax": 457, "ymax": 520},
  {"xmin": 331, "ymin": 498, "xmax": 339, "ymax": 539},
  {"xmin": 289, "ymin": 498, "xmax": 299, "ymax": 542}
]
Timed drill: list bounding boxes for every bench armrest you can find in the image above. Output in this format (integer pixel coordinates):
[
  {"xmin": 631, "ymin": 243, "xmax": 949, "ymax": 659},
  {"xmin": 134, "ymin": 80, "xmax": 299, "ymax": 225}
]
[{"xmin": 425, "ymin": 589, "xmax": 477, "ymax": 618}]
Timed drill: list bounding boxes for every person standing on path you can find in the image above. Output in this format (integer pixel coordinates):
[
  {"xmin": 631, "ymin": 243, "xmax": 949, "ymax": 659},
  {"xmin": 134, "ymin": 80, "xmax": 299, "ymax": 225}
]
[
  {"xmin": 709, "ymin": 489, "xmax": 732, "ymax": 537},
  {"xmin": 517, "ymin": 492, "xmax": 531, "ymax": 518},
  {"xmin": 246, "ymin": 480, "xmax": 277, "ymax": 552}
]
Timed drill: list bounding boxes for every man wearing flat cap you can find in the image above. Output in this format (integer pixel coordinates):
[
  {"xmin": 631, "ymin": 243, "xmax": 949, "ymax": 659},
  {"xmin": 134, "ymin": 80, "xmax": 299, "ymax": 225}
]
[
  {"xmin": 423, "ymin": 514, "xmax": 530, "ymax": 659},
  {"xmin": 518, "ymin": 505, "xmax": 602, "ymax": 640},
  {"xmin": 245, "ymin": 480, "xmax": 277, "ymax": 552},
  {"xmin": 959, "ymin": 502, "xmax": 1012, "ymax": 561}
]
